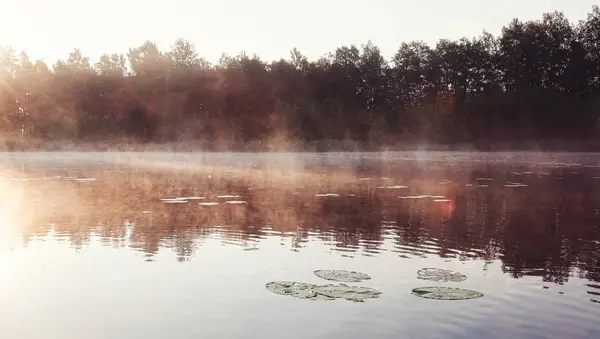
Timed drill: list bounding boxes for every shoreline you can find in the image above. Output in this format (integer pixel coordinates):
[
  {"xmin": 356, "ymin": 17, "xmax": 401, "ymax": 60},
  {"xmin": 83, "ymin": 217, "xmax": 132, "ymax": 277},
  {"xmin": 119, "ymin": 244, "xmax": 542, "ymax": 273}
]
[{"xmin": 2, "ymin": 138, "xmax": 600, "ymax": 153}]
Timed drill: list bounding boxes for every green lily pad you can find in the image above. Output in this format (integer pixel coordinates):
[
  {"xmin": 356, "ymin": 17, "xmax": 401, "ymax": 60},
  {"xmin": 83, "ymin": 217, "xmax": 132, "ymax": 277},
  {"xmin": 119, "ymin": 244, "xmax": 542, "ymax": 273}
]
[
  {"xmin": 313, "ymin": 269, "xmax": 371, "ymax": 282},
  {"xmin": 412, "ymin": 287, "xmax": 483, "ymax": 300},
  {"xmin": 266, "ymin": 281, "xmax": 382, "ymax": 302},
  {"xmin": 417, "ymin": 268, "xmax": 467, "ymax": 282},
  {"xmin": 266, "ymin": 281, "xmax": 333, "ymax": 300}
]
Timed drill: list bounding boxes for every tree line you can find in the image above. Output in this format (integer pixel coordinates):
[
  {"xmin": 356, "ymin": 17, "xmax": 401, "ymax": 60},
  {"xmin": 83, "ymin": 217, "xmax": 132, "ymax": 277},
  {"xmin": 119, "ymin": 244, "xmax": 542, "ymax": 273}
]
[{"xmin": 1, "ymin": 7, "xmax": 600, "ymax": 151}]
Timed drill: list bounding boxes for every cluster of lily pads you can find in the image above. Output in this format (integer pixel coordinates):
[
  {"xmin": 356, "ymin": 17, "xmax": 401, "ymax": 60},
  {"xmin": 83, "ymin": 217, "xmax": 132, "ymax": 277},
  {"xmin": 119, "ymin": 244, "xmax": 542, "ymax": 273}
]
[
  {"xmin": 266, "ymin": 268, "xmax": 484, "ymax": 302},
  {"xmin": 266, "ymin": 270, "xmax": 381, "ymax": 302}
]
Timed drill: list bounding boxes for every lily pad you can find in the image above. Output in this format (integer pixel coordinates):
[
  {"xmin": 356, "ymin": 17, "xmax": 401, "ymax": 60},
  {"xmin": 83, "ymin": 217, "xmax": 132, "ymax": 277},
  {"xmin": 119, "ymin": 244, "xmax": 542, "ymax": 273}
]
[
  {"xmin": 314, "ymin": 269, "xmax": 371, "ymax": 282},
  {"xmin": 266, "ymin": 281, "xmax": 382, "ymax": 302},
  {"xmin": 225, "ymin": 200, "xmax": 248, "ymax": 205},
  {"xmin": 315, "ymin": 193, "xmax": 340, "ymax": 197},
  {"xmin": 505, "ymin": 182, "xmax": 528, "ymax": 188},
  {"xmin": 199, "ymin": 202, "xmax": 219, "ymax": 206},
  {"xmin": 160, "ymin": 198, "xmax": 188, "ymax": 204},
  {"xmin": 412, "ymin": 287, "xmax": 483, "ymax": 300},
  {"xmin": 266, "ymin": 281, "xmax": 331, "ymax": 300},
  {"xmin": 417, "ymin": 268, "xmax": 467, "ymax": 282}
]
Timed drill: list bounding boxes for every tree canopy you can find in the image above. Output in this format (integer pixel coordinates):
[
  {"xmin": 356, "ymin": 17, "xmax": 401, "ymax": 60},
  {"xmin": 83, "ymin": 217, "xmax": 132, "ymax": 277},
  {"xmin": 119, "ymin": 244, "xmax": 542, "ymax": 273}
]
[{"xmin": 1, "ymin": 7, "xmax": 600, "ymax": 151}]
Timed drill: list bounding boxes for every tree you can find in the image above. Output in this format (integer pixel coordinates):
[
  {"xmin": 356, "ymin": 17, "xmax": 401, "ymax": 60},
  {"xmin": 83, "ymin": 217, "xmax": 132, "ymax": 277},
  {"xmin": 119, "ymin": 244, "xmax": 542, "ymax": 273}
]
[{"xmin": 0, "ymin": 6, "xmax": 598, "ymax": 150}]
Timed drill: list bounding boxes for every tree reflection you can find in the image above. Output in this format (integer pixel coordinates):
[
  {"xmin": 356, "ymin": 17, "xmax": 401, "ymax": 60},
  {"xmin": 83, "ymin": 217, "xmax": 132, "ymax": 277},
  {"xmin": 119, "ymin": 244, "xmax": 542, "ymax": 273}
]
[{"xmin": 3, "ymin": 164, "xmax": 600, "ymax": 288}]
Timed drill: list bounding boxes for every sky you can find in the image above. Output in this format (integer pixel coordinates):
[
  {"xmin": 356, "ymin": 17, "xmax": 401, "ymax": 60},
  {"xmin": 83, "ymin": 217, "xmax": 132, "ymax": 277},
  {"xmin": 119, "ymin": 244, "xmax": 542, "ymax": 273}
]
[{"xmin": 0, "ymin": 0, "xmax": 597, "ymax": 66}]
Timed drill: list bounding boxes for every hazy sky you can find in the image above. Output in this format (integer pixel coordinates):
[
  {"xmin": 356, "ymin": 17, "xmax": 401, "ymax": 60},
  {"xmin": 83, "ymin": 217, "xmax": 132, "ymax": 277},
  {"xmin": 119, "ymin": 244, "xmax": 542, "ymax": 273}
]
[{"xmin": 0, "ymin": 0, "xmax": 597, "ymax": 65}]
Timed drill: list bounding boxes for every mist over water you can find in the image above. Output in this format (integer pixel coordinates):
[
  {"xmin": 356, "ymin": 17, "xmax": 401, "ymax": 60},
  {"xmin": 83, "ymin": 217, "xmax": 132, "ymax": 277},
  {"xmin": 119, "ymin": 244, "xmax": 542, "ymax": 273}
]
[{"xmin": 0, "ymin": 152, "xmax": 599, "ymax": 339}]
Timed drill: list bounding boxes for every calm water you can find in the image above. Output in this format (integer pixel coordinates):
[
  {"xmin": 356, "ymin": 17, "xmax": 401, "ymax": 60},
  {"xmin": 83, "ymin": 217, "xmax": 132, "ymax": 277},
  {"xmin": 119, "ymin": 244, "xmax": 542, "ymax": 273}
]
[{"xmin": 0, "ymin": 152, "xmax": 599, "ymax": 339}]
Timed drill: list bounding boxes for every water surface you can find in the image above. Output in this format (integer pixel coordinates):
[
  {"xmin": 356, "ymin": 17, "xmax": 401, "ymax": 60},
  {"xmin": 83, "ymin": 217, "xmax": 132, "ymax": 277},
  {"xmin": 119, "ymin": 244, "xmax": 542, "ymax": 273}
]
[{"xmin": 0, "ymin": 152, "xmax": 599, "ymax": 339}]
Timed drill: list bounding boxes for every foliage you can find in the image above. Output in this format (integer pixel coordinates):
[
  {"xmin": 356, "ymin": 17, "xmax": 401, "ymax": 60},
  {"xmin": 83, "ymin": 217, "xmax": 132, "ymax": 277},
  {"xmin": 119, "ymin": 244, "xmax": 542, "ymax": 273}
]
[{"xmin": 1, "ymin": 6, "xmax": 599, "ymax": 150}]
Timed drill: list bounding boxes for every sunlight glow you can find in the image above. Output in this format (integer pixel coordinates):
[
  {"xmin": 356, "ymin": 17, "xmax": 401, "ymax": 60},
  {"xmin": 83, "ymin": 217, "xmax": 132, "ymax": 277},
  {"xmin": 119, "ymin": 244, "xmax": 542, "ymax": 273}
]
[
  {"xmin": 0, "ymin": 0, "xmax": 598, "ymax": 65},
  {"xmin": 0, "ymin": 178, "xmax": 24, "ymax": 252}
]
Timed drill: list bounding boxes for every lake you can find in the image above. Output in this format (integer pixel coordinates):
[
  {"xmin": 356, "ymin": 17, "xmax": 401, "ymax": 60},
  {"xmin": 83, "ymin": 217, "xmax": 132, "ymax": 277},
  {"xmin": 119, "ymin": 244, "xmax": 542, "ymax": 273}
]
[{"xmin": 0, "ymin": 152, "xmax": 599, "ymax": 339}]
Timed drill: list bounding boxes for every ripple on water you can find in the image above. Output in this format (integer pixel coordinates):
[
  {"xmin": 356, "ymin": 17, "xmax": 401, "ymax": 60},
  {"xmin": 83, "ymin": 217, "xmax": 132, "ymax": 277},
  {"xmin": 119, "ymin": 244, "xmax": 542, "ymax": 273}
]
[
  {"xmin": 73, "ymin": 178, "xmax": 97, "ymax": 183},
  {"xmin": 587, "ymin": 284, "xmax": 600, "ymax": 301},
  {"xmin": 4, "ymin": 154, "xmax": 600, "ymax": 339}
]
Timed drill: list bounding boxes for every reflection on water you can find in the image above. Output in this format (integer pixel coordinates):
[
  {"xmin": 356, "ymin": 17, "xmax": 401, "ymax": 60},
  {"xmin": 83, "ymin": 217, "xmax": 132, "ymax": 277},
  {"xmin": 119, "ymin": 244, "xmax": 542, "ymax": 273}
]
[
  {"xmin": 6, "ymin": 163, "xmax": 600, "ymax": 282},
  {"xmin": 1, "ymin": 152, "xmax": 600, "ymax": 339}
]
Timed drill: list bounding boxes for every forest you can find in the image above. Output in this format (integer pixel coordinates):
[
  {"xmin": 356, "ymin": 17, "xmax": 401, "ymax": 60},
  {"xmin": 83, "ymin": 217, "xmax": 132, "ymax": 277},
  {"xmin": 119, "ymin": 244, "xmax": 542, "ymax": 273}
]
[{"xmin": 1, "ymin": 6, "xmax": 599, "ymax": 151}]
